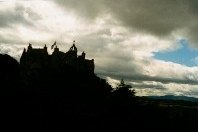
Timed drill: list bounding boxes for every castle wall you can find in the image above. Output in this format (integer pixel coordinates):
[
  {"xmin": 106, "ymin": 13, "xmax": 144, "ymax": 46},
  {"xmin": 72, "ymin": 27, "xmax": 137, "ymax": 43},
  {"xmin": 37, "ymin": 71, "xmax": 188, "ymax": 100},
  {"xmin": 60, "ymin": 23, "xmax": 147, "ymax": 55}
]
[{"xmin": 20, "ymin": 44, "xmax": 95, "ymax": 74}]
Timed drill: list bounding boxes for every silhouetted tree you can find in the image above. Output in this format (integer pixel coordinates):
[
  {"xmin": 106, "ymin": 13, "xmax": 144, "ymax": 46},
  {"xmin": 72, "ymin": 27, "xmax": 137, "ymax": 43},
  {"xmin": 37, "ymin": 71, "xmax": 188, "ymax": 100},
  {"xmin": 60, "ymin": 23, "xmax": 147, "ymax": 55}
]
[{"xmin": 113, "ymin": 79, "xmax": 135, "ymax": 100}]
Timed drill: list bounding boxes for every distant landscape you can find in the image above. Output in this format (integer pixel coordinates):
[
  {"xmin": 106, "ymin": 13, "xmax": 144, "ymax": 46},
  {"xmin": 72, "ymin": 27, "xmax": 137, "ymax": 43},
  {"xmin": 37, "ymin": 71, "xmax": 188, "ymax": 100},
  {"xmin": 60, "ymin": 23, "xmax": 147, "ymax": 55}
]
[{"xmin": 148, "ymin": 95, "xmax": 198, "ymax": 102}]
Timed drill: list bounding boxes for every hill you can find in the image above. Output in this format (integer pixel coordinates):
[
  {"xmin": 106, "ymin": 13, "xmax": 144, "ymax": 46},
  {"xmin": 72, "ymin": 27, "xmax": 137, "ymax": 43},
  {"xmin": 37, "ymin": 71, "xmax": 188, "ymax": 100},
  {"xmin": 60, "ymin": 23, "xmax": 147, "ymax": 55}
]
[{"xmin": 148, "ymin": 95, "xmax": 198, "ymax": 102}]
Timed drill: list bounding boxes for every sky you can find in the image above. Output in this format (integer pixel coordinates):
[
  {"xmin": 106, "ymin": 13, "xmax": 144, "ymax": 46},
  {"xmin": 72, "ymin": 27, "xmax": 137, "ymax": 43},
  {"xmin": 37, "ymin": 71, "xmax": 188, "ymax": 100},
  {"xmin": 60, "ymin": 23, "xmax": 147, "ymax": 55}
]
[{"xmin": 1, "ymin": 0, "xmax": 198, "ymax": 97}]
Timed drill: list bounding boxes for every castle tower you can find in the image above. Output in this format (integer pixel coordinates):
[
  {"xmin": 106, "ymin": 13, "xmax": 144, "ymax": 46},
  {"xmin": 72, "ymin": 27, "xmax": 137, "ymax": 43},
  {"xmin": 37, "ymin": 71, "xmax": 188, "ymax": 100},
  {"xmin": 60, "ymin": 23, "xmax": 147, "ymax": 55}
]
[
  {"xmin": 53, "ymin": 46, "xmax": 59, "ymax": 53},
  {"xmin": 44, "ymin": 44, "xmax": 47, "ymax": 52},
  {"xmin": 27, "ymin": 43, "xmax": 32, "ymax": 52},
  {"xmin": 69, "ymin": 41, "xmax": 77, "ymax": 52},
  {"xmin": 82, "ymin": 51, "xmax": 85, "ymax": 59},
  {"xmin": 67, "ymin": 41, "xmax": 78, "ymax": 58}
]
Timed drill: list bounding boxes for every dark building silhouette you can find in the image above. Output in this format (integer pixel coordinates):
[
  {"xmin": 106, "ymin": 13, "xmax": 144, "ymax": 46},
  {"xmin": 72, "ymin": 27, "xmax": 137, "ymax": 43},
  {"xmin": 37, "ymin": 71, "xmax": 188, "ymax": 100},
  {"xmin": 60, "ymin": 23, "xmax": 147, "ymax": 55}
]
[{"xmin": 20, "ymin": 42, "xmax": 95, "ymax": 74}]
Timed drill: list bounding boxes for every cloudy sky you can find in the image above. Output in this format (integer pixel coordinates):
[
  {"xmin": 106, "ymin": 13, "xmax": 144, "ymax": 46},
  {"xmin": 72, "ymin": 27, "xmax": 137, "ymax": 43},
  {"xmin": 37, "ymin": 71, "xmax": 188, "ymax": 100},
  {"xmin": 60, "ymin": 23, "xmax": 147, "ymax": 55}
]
[{"xmin": 1, "ymin": 0, "xmax": 198, "ymax": 97}]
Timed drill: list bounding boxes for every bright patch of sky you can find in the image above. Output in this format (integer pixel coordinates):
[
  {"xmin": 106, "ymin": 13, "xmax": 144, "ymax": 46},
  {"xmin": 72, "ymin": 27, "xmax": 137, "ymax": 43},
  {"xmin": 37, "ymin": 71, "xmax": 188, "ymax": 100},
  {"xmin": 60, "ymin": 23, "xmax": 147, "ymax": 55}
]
[{"xmin": 154, "ymin": 39, "xmax": 198, "ymax": 67}]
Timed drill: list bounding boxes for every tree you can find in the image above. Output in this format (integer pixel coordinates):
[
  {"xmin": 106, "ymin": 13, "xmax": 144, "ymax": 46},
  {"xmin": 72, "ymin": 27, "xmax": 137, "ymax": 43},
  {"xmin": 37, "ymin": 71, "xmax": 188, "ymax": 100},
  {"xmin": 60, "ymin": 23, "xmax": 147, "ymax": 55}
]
[{"xmin": 114, "ymin": 79, "xmax": 136, "ymax": 99}]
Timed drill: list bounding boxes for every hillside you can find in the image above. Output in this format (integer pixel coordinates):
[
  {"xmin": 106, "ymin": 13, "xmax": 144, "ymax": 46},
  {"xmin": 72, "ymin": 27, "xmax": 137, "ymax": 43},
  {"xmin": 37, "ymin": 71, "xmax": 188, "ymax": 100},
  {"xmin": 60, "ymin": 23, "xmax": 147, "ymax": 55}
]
[{"xmin": 148, "ymin": 95, "xmax": 198, "ymax": 102}]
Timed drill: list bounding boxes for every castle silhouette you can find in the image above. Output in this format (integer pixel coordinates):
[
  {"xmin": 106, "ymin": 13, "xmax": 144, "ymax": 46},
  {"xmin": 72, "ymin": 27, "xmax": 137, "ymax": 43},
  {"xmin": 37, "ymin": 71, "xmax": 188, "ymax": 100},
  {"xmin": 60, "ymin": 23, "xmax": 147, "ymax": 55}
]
[{"xmin": 20, "ymin": 41, "xmax": 95, "ymax": 74}]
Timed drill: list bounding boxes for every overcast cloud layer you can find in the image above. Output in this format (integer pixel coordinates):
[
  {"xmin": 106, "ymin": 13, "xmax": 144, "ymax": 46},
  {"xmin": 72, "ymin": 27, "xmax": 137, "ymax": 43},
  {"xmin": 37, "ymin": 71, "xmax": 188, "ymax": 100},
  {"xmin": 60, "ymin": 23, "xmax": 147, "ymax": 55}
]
[{"xmin": 1, "ymin": 0, "xmax": 198, "ymax": 97}]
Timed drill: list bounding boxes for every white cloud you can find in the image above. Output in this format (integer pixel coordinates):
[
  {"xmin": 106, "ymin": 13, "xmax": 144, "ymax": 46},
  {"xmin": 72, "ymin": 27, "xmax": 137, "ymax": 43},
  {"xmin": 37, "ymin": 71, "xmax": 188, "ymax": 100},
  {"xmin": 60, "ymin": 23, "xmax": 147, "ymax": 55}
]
[
  {"xmin": 135, "ymin": 83, "xmax": 198, "ymax": 98},
  {"xmin": 0, "ymin": 43, "xmax": 24, "ymax": 61}
]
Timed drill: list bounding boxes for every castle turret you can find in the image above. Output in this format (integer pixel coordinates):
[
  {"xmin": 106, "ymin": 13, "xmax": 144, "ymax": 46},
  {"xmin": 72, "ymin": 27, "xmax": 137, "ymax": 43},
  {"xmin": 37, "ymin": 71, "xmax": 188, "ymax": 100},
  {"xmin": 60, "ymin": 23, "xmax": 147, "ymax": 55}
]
[
  {"xmin": 78, "ymin": 51, "xmax": 86, "ymax": 60},
  {"xmin": 66, "ymin": 41, "xmax": 78, "ymax": 58},
  {"xmin": 27, "ymin": 43, "xmax": 32, "ymax": 52},
  {"xmin": 54, "ymin": 46, "xmax": 59, "ymax": 52},
  {"xmin": 82, "ymin": 51, "xmax": 85, "ymax": 59},
  {"xmin": 44, "ymin": 44, "xmax": 47, "ymax": 52}
]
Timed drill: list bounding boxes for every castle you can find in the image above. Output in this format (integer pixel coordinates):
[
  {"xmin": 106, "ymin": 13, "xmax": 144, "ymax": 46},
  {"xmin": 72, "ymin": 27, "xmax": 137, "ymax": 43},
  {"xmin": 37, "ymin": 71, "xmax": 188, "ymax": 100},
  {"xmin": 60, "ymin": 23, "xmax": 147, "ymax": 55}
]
[{"xmin": 20, "ymin": 41, "xmax": 95, "ymax": 74}]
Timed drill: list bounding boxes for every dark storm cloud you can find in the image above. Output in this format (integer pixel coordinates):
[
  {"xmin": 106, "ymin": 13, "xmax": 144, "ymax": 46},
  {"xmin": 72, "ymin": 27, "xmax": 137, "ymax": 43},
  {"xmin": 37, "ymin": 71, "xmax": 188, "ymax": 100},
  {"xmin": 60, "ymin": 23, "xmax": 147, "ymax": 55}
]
[
  {"xmin": 103, "ymin": 0, "xmax": 192, "ymax": 35},
  {"xmin": 99, "ymin": 71, "xmax": 198, "ymax": 85},
  {"xmin": 132, "ymin": 83, "xmax": 165, "ymax": 89},
  {"xmin": 54, "ymin": 0, "xmax": 105, "ymax": 20},
  {"xmin": 55, "ymin": 0, "xmax": 198, "ymax": 45},
  {"xmin": 0, "ymin": 3, "xmax": 43, "ymax": 44},
  {"xmin": 0, "ymin": 5, "xmax": 32, "ymax": 27}
]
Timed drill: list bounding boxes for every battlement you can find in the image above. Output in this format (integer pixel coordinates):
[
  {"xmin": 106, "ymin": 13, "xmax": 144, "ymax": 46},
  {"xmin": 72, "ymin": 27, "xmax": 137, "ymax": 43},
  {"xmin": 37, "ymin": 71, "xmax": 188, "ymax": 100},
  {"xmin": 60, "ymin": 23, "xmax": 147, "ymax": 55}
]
[{"xmin": 20, "ymin": 42, "xmax": 95, "ymax": 74}]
